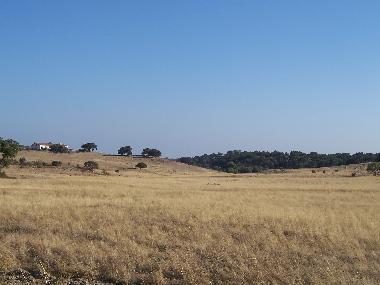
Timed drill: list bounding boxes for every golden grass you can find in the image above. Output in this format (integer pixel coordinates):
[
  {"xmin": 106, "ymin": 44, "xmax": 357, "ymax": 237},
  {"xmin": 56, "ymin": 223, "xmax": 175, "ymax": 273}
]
[{"xmin": 0, "ymin": 151, "xmax": 379, "ymax": 284}]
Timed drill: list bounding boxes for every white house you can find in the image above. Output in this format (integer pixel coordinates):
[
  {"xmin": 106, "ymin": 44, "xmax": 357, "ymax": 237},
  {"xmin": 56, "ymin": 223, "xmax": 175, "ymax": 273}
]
[{"xmin": 31, "ymin": 142, "xmax": 69, "ymax": 150}]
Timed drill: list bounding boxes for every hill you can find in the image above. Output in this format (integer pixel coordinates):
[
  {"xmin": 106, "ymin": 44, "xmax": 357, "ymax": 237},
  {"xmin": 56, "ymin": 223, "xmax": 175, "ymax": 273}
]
[{"xmin": 10, "ymin": 150, "xmax": 211, "ymax": 177}]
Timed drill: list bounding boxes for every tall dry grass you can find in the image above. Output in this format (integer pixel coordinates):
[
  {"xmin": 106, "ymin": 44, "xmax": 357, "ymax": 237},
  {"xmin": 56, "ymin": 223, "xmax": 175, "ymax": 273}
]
[{"xmin": 0, "ymin": 152, "xmax": 379, "ymax": 284}]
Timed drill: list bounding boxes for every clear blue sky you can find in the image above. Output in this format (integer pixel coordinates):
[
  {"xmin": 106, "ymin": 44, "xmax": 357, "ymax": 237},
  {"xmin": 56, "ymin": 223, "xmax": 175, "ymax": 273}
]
[{"xmin": 1, "ymin": 1, "xmax": 379, "ymax": 157}]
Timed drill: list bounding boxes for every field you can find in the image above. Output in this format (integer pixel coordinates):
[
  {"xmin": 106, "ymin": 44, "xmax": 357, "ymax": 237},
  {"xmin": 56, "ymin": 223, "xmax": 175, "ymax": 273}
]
[{"xmin": 0, "ymin": 151, "xmax": 379, "ymax": 284}]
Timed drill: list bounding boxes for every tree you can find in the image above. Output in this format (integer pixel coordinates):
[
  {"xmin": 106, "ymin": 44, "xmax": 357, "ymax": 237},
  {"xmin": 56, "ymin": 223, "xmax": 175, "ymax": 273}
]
[
  {"xmin": 135, "ymin": 162, "xmax": 147, "ymax": 169},
  {"xmin": 367, "ymin": 162, "xmax": 380, "ymax": 176},
  {"xmin": 50, "ymin": 144, "xmax": 69, "ymax": 153},
  {"xmin": 83, "ymin": 161, "xmax": 99, "ymax": 171},
  {"xmin": 0, "ymin": 138, "xmax": 20, "ymax": 173},
  {"xmin": 118, "ymin": 146, "xmax": 132, "ymax": 156},
  {"xmin": 81, "ymin": 143, "xmax": 97, "ymax": 152},
  {"xmin": 142, "ymin": 148, "xmax": 161, "ymax": 157}
]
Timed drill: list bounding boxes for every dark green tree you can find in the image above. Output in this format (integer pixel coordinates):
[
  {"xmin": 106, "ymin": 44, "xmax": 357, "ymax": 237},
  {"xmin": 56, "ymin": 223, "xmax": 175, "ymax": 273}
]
[
  {"xmin": 0, "ymin": 138, "xmax": 20, "ymax": 173},
  {"xmin": 81, "ymin": 143, "xmax": 97, "ymax": 152},
  {"xmin": 118, "ymin": 146, "xmax": 132, "ymax": 156},
  {"xmin": 50, "ymin": 144, "xmax": 69, "ymax": 153},
  {"xmin": 142, "ymin": 148, "xmax": 161, "ymax": 157}
]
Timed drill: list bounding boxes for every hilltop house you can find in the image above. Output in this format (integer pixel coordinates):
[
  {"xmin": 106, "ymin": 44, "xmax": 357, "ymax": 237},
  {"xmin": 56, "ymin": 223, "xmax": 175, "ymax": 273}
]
[{"xmin": 31, "ymin": 142, "xmax": 69, "ymax": 151}]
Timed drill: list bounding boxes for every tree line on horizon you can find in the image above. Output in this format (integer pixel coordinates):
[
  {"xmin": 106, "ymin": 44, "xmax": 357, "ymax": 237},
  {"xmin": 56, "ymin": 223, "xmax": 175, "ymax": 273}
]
[
  {"xmin": 2, "ymin": 137, "xmax": 380, "ymax": 176},
  {"xmin": 177, "ymin": 150, "xmax": 380, "ymax": 173}
]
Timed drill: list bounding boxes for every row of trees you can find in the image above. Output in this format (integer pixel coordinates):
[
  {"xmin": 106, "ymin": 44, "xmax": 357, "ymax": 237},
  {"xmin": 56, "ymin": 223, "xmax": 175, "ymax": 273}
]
[
  {"xmin": 118, "ymin": 146, "xmax": 161, "ymax": 157},
  {"xmin": 178, "ymin": 150, "xmax": 380, "ymax": 173},
  {"xmin": 47, "ymin": 142, "xmax": 162, "ymax": 158},
  {"xmin": 47, "ymin": 143, "xmax": 97, "ymax": 153}
]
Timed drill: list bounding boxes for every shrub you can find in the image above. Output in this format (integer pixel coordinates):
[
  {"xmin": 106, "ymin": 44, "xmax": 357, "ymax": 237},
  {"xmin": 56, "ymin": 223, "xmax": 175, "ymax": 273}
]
[
  {"xmin": 84, "ymin": 161, "xmax": 99, "ymax": 171},
  {"xmin": 52, "ymin": 161, "xmax": 62, "ymax": 167},
  {"xmin": 135, "ymin": 162, "xmax": 147, "ymax": 169},
  {"xmin": 367, "ymin": 162, "xmax": 380, "ymax": 176},
  {"xmin": 312, "ymin": 170, "xmax": 316, "ymax": 173},
  {"xmin": 32, "ymin": 160, "xmax": 48, "ymax": 168},
  {"xmin": 19, "ymin": 157, "xmax": 27, "ymax": 166}
]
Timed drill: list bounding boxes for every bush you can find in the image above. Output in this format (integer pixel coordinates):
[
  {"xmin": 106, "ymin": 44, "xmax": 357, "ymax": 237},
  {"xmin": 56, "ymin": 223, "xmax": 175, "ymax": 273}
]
[
  {"xmin": 19, "ymin": 157, "xmax": 27, "ymax": 166},
  {"xmin": 135, "ymin": 162, "xmax": 147, "ymax": 169},
  {"xmin": 84, "ymin": 161, "xmax": 99, "ymax": 171},
  {"xmin": 33, "ymin": 160, "xmax": 49, "ymax": 168},
  {"xmin": 52, "ymin": 161, "xmax": 62, "ymax": 167},
  {"xmin": 367, "ymin": 162, "xmax": 380, "ymax": 176}
]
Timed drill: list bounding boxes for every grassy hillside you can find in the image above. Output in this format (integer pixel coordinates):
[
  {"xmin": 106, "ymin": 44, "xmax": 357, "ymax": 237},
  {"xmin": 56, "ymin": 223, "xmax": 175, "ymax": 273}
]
[
  {"xmin": 0, "ymin": 151, "xmax": 379, "ymax": 284},
  {"xmin": 13, "ymin": 150, "xmax": 210, "ymax": 176}
]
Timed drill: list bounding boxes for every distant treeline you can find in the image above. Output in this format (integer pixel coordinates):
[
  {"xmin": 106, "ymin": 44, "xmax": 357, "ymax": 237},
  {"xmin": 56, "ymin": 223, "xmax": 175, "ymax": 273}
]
[{"xmin": 177, "ymin": 151, "xmax": 380, "ymax": 173}]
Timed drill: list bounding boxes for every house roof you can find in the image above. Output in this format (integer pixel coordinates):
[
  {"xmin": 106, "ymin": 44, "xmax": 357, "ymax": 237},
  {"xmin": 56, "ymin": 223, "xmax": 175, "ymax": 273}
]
[{"xmin": 33, "ymin": 142, "xmax": 54, "ymax": 145}]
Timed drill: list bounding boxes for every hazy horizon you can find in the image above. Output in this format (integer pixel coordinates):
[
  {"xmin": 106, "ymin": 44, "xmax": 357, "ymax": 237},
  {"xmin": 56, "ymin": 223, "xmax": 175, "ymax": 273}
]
[{"xmin": 2, "ymin": 1, "xmax": 379, "ymax": 157}]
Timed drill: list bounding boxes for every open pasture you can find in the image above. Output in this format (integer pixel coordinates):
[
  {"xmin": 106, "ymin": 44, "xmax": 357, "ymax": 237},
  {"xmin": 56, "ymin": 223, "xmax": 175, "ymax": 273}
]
[{"xmin": 0, "ymin": 152, "xmax": 379, "ymax": 284}]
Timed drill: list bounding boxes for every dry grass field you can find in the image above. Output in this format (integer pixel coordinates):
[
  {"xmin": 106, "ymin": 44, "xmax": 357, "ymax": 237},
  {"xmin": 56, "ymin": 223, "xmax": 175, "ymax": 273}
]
[{"xmin": 0, "ymin": 151, "xmax": 379, "ymax": 284}]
